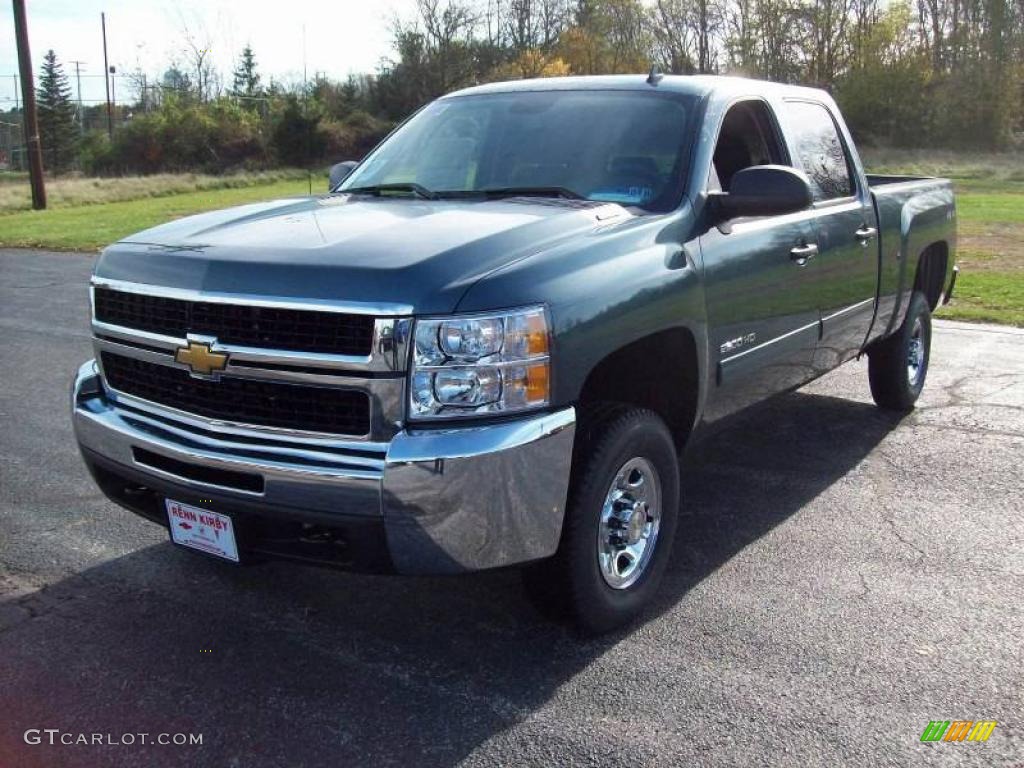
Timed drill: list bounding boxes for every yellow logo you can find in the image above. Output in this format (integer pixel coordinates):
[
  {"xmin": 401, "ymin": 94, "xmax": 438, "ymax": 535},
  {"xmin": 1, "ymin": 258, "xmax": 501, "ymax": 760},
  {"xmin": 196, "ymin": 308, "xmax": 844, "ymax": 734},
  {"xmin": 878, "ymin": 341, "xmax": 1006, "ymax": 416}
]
[{"xmin": 175, "ymin": 340, "xmax": 228, "ymax": 376}]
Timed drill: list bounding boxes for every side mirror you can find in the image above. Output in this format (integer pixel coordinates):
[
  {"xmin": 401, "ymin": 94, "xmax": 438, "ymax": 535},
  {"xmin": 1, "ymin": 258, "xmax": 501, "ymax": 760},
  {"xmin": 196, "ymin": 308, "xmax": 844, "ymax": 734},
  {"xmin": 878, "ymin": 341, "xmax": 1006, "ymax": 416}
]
[
  {"xmin": 710, "ymin": 165, "xmax": 813, "ymax": 221},
  {"xmin": 328, "ymin": 160, "xmax": 359, "ymax": 191}
]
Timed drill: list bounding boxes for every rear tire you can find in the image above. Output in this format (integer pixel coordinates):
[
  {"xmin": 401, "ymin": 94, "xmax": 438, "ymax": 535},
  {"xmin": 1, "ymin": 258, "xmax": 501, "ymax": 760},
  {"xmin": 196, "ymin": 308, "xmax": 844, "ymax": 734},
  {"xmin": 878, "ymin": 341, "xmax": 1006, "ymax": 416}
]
[
  {"xmin": 868, "ymin": 290, "xmax": 932, "ymax": 411},
  {"xmin": 522, "ymin": 407, "xmax": 680, "ymax": 634}
]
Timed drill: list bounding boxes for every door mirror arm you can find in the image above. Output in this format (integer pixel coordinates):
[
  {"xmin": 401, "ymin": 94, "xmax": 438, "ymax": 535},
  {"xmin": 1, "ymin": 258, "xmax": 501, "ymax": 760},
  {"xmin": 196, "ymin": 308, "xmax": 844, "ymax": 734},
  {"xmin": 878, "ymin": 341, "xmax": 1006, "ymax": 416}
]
[{"xmin": 705, "ymin": 192, "xmax": 734, "ymax": 233}]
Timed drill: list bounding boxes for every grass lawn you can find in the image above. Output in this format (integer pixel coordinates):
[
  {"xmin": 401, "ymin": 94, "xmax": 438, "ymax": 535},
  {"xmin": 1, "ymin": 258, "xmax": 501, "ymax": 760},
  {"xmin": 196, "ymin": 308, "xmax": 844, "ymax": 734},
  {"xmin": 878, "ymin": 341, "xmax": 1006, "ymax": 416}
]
[
  {"xmin": 939, "ymin": 271, "xmax": 1024, "ymax": 325},
  {"xmin": 862, "ymin": 147, "xmax": 1024, "ymax": 326},
  {"xmin": 938, "ymin": 191, "xmax": 1024, "ymax": 327},
  {"xmin": 956, "ymin": 192, "xmax": 1024, "ymax": 225},
  {"xmin": 0, "ymin": 169, "xmax": 311, "ymax": 213},
  {"xmin": 0, "ymin": 177, "xmax": 314, "ymax": 251},
  {"xmin": 941, "ymin": 180, "xmax": 1023, "ymax": 327}
]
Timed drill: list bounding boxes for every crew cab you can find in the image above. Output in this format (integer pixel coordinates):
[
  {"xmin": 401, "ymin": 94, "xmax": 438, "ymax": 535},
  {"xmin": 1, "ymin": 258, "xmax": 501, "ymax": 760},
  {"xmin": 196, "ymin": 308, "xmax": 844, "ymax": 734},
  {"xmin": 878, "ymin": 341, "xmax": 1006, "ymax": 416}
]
[{"xmin": 72, "ymin": 75, "xmax": 957, "ymax": 632}]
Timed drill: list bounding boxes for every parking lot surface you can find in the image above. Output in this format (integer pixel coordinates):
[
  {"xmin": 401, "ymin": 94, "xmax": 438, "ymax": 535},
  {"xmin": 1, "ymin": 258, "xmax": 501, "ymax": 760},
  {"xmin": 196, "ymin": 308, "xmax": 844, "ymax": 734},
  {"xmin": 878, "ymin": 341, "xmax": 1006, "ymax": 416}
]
[{"xmin": 1, "ymin": 249, "xmax": 1021, "ymax": 767}]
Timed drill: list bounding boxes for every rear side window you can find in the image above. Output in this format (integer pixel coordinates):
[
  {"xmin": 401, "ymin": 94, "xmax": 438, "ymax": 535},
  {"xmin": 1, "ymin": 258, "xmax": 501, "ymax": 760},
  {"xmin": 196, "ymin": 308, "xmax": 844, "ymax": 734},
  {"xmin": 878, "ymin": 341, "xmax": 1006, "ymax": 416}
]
[{"xmin": 781, "ymin": 101, "xmax": 854, "ymax": 201}]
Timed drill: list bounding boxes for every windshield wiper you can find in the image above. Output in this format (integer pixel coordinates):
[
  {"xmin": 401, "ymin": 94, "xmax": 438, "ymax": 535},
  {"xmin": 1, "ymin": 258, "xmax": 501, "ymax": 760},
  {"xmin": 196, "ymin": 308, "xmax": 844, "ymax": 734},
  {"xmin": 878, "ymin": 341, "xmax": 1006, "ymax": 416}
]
[
  {"xmin": 437, "ymin": 186, "xmax": 585, "ymax": 201},
  {"xmin": 341, "ymin": 183, "xmax": 438, "ymax": 200},
  {"xmin": 479, "ymin": 186, "xmax": 585, "ymax": 200}
]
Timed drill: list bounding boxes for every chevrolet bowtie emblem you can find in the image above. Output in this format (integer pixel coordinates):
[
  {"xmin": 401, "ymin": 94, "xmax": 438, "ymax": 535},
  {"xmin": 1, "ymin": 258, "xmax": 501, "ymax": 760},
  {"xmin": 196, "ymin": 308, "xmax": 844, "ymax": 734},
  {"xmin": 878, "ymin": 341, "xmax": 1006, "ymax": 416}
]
[{"xmin": 175, "ymin": 340, "xmax": 228, "ymax": 376}]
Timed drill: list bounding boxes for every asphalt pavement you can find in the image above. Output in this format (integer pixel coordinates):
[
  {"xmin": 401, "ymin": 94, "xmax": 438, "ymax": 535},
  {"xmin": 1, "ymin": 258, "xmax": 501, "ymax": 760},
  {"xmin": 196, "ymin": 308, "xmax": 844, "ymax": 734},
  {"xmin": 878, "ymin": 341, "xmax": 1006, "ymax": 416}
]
[{"xmin": 0, "ymin": 248, "xmax": 1021, "ymax": 767}]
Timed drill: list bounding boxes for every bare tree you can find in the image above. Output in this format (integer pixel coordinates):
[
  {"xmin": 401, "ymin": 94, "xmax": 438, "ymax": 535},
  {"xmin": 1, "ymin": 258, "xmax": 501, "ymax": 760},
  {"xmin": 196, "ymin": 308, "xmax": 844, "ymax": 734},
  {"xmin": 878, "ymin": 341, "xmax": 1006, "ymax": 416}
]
[
  {"xmin": 723, "ymin": 0, "xmax": 759, "ymax": 73},
  {"xmin": 418, "ymin": 0, "xmax": 479, "ymax": 49},
  {"xmin": 653, "ymin": 0, "xmax": 697, "ymax": 72},
  {"xmin": 753, "ymin": 0, "xmax": 804, "ymax": 81},
  {"xmin": 538, "ymin": 0, "xmax": 572, "ymax": 46},
  {"xmin": 804, "ymin": 0, "xmax": 852, "ymax": 84},
  {"xmin": 180, "ymin": 17, "xmax": 218, "ymax": 101},
  {"xmin": 415, "ymin": 0, "xmax": 480, "ymax": 91},
  {"xmin": 483, "ymin": 0, "xmax": 508, "ymax": 47},
  {"xmin": 848, "ymin": 0, "xmax": 881, "ymax": 69},
  {"xmin": 654, "ymin": 0, "xmax": 723, "ymax": 73},
  {"xmin": 602, "ymin": 0, "xmax": 654, "ymax": 73},
  {"xmin": 506, "ymin": 0, "xmax": 538, "ymax": 50}
]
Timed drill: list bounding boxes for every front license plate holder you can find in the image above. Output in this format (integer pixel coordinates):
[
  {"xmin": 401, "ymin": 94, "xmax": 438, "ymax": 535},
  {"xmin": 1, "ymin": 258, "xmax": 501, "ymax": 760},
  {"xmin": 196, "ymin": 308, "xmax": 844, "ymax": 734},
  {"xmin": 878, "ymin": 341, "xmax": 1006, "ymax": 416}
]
[{"xmin": 165, "ymin": 498, "xmax": 239, "ymax": 563}]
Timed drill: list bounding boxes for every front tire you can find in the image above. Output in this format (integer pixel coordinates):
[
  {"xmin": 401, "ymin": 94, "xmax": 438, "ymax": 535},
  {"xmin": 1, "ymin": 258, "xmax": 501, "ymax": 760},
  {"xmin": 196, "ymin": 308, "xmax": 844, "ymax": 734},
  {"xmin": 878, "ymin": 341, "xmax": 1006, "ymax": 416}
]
[
  {"xmin": 868, "ymin": 290, "xmax": 932, "ymax": 411},
  {"xmin": 522, "ymin": 407, "xmax": 680, "ymax": 634}
]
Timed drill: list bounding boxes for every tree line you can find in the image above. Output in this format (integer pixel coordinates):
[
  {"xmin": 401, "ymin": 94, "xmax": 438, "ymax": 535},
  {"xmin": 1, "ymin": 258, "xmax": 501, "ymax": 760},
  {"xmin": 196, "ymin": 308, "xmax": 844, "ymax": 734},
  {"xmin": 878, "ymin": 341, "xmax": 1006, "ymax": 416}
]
[
  {"xmin": 375, "ymin": 0, "xmax": 1023, "ymax": 149},
  {"xmin": 14, "ymin": 0, "xmax": 1024, "ymax": 176}
]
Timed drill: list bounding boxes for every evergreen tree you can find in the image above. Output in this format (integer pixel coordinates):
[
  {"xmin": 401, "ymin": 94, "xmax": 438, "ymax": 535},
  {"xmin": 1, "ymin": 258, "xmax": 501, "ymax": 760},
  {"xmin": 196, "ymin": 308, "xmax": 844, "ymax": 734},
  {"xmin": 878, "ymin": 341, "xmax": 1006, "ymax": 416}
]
[
  {"xmin": 272, "ymin": 96, "xmax": 326, "ymax": 167},
  {"xmin": 231, "ymin": 45, "xmax": 262, "ymax": 102},
  {"xmin": 162, "ymin": 66, "xmax": 193, "ymax": 97},
  {"xmin": 36, "ymin": 49, "xmax": 77, "ymax": 172}
]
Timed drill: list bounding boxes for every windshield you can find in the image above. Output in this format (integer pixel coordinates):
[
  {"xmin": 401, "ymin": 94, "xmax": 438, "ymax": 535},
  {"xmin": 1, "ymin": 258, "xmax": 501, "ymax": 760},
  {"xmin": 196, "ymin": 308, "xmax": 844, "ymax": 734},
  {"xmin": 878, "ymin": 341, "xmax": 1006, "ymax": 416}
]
[{"xmin": 339, "ymin": 90, "xmax": 695, "ymax": 212}]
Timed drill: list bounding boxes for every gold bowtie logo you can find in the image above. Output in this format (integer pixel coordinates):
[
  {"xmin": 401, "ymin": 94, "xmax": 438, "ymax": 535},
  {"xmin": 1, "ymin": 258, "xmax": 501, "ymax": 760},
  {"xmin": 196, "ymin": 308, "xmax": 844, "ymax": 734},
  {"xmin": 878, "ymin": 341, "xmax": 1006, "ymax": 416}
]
[{"xmin": 175, "ymin": 340, "xmax": 228, "ymax": 376}]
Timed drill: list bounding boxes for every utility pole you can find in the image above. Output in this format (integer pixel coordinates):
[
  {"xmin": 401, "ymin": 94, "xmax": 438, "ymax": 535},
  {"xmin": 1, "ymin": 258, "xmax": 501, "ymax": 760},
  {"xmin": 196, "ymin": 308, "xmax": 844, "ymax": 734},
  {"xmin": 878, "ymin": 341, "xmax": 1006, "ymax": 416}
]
[
  {"xmin": 102, "ymin": 12, "xmax": 113, "ymax": 139},
  {"xmin": 71, "ymin": 60, "xmax": 85, "ymax": 135},
  {"xmin": 12, "ymin": 0, "xmax": 46, "ymax": 209},
  {"xmin": 303, "ymin": 24, "xmax": 311, "ymax": 195},
  {"xmin": 12, "ymin": 74, "xmax": 18, "ymax": 110}
]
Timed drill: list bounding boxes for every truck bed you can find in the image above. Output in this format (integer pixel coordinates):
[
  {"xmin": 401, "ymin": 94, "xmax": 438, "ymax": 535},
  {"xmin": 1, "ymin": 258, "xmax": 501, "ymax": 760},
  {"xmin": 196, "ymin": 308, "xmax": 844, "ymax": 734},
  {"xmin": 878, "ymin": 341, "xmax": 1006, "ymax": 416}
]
[
  {"xmin": 865, "ymin": 173, "xmax": 935, "ymax": 187},
  {"xmin": 867, "ymin": 174, "xmax": 957, "ymax": 340}
]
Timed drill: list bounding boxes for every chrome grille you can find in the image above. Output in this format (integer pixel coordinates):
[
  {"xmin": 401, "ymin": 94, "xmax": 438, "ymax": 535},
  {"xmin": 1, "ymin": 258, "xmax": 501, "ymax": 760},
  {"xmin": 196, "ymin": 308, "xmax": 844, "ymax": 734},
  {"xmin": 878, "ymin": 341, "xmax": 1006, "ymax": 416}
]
[
  {"xmin": 94, "ymin": 286, "xmax": 375, "ymax": 356},
  {"xmin": 90, "ymin": 279, "xmax": 410, "ymax": 440},
  {"xmin": 101, "ymin": 353, "xmax": 371, "ymax": 436}
]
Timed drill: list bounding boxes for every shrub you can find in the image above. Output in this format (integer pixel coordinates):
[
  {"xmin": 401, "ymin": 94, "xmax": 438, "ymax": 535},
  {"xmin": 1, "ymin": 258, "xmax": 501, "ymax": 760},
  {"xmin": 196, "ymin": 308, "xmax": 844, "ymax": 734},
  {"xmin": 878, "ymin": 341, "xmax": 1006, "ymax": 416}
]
[
  {"xmin": 271, "ymin": 96, "xmax": 328, "ymax": 168},
  {"xmin": 322, "ymin": 111, "xmax": 393, "ymax": 161},
  {"xmin": 77, "ymin": 132, "xmax": 115, "ymax": 175},
  {"xmin": 89, "ymin": 96, "xmax": 266, "ymax": 174}
]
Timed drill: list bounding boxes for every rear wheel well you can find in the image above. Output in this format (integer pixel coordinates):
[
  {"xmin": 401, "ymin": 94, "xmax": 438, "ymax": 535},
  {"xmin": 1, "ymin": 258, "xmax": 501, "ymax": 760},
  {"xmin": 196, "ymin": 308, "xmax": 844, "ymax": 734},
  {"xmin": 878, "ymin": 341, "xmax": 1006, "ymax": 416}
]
[
  {"xmin": 576, "ymin": 328, "xmax": 699, "ymax": 450},
  {"xmin": 915, "ymin": 242, "xmax": 949, "ymax": 311}
]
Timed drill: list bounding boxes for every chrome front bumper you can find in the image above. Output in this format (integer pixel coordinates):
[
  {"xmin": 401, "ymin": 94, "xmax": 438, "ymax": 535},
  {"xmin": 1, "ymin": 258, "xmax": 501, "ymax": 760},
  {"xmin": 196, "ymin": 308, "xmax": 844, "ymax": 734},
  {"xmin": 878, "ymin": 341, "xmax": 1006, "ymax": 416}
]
[{"xmin": 72, "ymin": 360, "xmax": 576, "ymax": 574}]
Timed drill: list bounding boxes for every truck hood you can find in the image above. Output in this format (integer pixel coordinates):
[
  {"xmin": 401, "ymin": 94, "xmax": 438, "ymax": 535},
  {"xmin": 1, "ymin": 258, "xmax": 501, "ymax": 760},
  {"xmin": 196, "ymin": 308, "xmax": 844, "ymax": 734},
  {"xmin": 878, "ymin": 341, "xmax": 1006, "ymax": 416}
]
[{"xmin": 96, "ymin": 194, "xmax": 632, "ymax": 315}]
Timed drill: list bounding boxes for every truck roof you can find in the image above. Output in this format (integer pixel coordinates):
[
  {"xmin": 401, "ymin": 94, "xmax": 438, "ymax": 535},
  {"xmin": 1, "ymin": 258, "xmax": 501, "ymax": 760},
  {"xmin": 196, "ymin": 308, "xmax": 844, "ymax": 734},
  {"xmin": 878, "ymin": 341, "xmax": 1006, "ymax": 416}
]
[{"xmin": 444, "ymin": 74, "xmax": 829, "ymax": 102}]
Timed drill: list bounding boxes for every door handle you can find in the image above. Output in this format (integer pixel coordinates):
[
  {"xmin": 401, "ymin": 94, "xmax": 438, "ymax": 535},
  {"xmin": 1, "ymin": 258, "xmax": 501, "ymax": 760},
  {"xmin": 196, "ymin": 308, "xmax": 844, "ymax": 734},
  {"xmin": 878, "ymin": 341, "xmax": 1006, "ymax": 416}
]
[
  {"xmin": 855, "ymin": 226, "xmax": 877, "ymax": 242},
  {"xmin": 789, "ymin": 243, "xmax": 818, "ymax": 265}
]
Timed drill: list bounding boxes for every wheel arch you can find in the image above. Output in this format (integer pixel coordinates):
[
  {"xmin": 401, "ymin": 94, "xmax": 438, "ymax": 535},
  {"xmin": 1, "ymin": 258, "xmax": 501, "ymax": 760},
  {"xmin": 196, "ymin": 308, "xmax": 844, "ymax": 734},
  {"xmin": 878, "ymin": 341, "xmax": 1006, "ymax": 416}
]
[
  {"xmin": 575, "ymin": 326, "xmax": 701, "ymax": 450},
  {"xmin": 914, "ymin": 241, "xmax": 950, "ymax": 311}
]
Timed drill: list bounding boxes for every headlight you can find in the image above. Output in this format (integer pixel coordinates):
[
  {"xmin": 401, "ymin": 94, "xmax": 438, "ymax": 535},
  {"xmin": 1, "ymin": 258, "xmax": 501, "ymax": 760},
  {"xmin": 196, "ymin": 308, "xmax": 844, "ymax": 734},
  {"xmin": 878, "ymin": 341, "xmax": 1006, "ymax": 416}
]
[{"xmin": 409, "ymin": 306, "xmax": 550, "ymax": 420}]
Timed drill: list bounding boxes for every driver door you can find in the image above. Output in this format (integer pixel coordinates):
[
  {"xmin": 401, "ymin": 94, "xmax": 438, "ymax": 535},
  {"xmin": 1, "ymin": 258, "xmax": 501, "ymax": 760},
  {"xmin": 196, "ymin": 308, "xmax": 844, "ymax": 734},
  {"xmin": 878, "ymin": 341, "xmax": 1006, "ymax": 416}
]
[{"xmin": 699, "ymin": 99, "xmax": 822, "ymax": 423}]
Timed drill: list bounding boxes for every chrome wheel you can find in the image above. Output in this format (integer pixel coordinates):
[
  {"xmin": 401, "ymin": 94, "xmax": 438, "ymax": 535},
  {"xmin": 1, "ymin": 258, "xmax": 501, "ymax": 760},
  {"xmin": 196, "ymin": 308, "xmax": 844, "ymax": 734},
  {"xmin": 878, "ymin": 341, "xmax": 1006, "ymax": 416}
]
[
  {"xmin": 597, "ymin": 457, "xmax": 662, "ymax": 590},
  {"xmin": 907, "ymin": 317, "xmax": 925, "ymax": 387}
]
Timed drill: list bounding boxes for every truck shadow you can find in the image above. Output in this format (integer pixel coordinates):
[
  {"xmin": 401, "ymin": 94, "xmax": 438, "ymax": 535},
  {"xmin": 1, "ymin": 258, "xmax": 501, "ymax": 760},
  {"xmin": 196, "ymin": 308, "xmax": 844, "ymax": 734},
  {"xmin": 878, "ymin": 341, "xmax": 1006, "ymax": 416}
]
[{"xmin": 1, "ymin": 390, "xmax": 901, "ymax": 767}]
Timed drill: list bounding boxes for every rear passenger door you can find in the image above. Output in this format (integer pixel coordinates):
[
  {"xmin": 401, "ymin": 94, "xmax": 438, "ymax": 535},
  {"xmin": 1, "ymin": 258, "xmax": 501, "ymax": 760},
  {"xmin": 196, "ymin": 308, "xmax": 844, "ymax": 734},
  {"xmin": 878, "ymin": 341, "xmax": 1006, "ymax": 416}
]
[{"xmin": 779, "ymin": 100, "xmax": 877, "ymax": 371}]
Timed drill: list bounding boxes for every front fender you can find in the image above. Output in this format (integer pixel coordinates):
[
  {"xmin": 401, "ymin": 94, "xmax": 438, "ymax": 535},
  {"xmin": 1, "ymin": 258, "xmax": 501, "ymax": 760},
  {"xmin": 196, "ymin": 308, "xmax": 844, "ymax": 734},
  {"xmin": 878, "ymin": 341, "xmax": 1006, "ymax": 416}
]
[{"xmin": 455, "ymin": 209, "xmax": 710, "ymax": 421}]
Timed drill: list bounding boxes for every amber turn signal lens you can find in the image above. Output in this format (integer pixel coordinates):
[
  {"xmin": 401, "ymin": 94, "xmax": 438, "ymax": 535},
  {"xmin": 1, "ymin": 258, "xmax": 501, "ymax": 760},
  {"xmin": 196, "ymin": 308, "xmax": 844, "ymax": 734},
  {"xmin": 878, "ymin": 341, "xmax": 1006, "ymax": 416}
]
[
  {"xmin": 525, "ymin": 363, "xmax": 549, "ymax": 403},
  {"xmin": 525, "ymin": 313, "xmax": 549, "ymax": 356}
]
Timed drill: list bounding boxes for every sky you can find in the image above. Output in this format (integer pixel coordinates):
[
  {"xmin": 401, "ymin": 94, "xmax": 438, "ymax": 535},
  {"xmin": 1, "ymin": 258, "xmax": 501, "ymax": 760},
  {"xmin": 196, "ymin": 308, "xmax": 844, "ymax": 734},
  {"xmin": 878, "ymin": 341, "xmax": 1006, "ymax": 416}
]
[{"xmin": 1, "ymin": 0, "xmax": 418, "ymax": 108}]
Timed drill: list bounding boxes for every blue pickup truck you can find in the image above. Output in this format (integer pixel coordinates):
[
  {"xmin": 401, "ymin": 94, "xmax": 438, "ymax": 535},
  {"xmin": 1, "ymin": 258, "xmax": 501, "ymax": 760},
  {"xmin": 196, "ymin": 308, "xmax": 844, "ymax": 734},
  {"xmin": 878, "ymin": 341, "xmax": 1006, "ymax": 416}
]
[{"xmin": 72, "ymin": 75, "xmax": 957, "ymax": 632}]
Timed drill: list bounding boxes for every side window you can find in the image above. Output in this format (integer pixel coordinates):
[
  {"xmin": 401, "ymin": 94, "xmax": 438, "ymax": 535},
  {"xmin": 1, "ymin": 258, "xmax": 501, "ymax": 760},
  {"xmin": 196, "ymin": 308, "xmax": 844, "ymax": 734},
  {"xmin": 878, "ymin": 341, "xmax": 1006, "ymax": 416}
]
[
  {"xmin": 781, "ymin": 101, "xmax": 854, "ymax": 201},
  {"xmin": 710, "ymin": 101, "xmax": 786, "ymax": 193}
]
